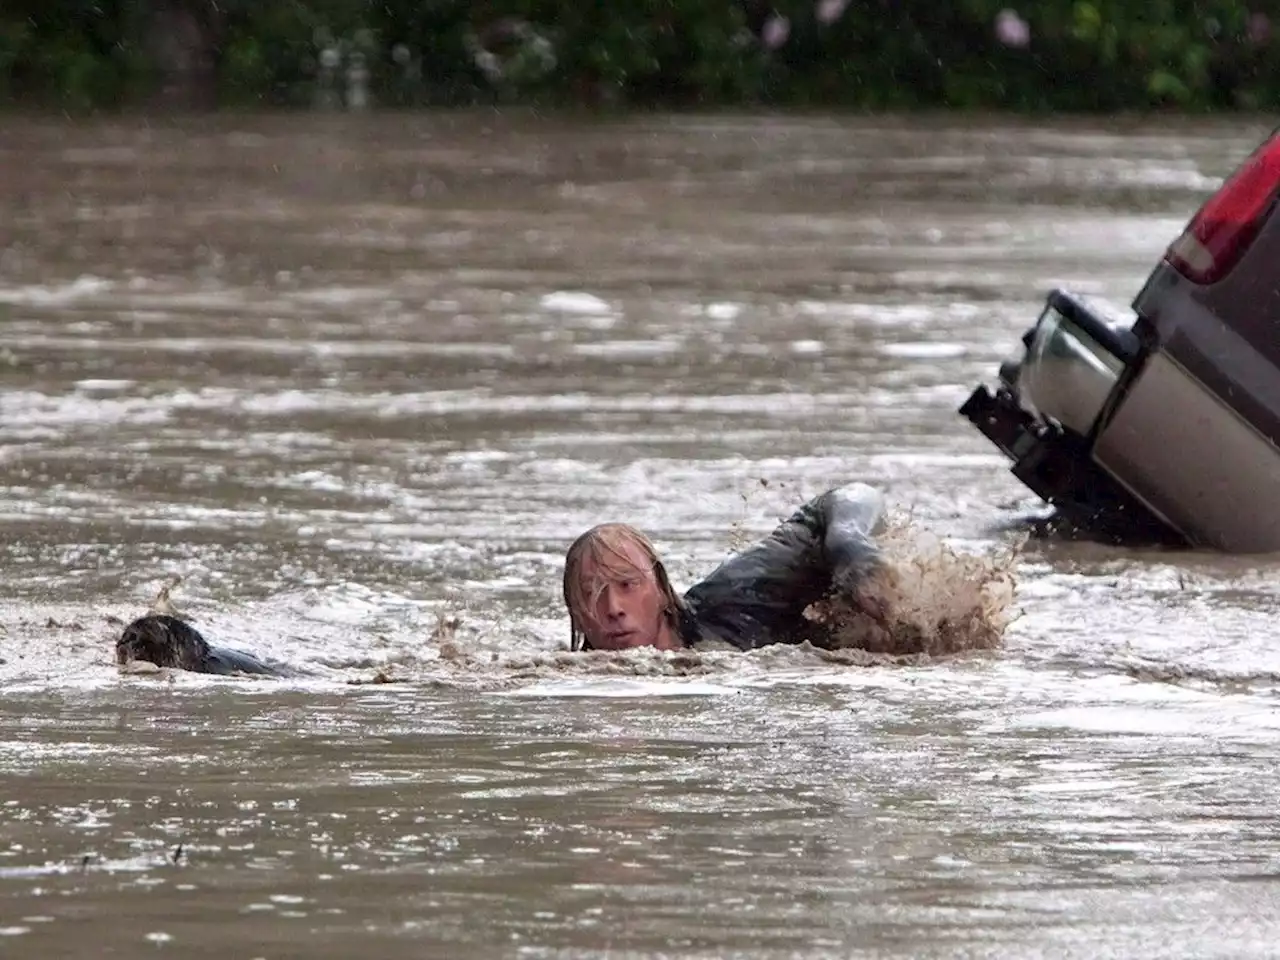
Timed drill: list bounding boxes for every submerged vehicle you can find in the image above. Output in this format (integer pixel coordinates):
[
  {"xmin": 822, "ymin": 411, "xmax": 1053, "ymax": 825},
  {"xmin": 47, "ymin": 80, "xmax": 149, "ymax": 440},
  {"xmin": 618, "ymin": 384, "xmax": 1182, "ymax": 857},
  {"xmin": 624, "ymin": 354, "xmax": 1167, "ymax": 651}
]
[{"xmin": 961, "ymin": 127, "xmax": 1280, "ymax": 551}]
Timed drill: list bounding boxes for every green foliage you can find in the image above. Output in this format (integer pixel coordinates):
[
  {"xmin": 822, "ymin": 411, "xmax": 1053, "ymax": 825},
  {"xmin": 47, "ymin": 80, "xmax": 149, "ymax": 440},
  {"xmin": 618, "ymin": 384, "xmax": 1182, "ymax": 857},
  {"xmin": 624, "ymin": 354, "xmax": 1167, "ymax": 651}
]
[
  {"xmin": 0, "ymin": 0, "xmax": 1275, "ymax": 111},
  {"xmin": 0, "ymin": 0, "xmax": 153, "ymax": 107}
]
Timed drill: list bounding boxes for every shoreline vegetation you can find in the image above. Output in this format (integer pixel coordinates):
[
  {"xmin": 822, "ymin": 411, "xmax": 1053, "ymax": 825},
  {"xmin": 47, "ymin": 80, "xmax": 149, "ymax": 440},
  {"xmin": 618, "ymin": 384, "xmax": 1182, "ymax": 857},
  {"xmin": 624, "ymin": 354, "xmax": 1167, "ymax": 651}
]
[{"xmin": 2, "ymin": 2, "xmax": 1277, "ymax": 114}]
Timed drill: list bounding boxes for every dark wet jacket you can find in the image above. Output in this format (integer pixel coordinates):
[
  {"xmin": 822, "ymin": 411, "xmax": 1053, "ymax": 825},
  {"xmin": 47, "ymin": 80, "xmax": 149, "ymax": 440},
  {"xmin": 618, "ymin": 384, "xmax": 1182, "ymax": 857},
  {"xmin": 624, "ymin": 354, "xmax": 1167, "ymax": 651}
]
[
  {"xmin": 200, "ymin": 642, "xmax": 277, "ymax": 676},
  {"xmin": 678, "ymin": 482, "xmax": 885, "ymax": 651}
]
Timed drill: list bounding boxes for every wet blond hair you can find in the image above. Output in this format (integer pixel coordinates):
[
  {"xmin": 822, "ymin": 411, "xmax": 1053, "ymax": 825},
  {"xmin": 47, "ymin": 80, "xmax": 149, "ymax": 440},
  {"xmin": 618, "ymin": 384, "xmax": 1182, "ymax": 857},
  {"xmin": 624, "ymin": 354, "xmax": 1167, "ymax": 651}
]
[{"xmin": 562, "ymin": 523, "xmax": 684, "ymax": 651}]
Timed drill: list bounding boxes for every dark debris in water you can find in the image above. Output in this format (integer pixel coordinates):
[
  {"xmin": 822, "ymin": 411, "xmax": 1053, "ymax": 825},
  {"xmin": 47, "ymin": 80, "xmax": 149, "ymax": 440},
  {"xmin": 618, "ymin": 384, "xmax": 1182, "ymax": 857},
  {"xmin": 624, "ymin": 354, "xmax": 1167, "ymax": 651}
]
[
  {"xmin": 346, "ymin": 669, "xmax": 404, "ymax": 685},
  {"xmin": 42, "ymin": 617, "xmax": 86, "ymax": 631},
  {"xmin": 1120, "ymin": 658, "xmax": 1280, "ymax": 692},
  {"xmin": 70, "ymin": 845, "xmax": 185, "ymax": 873}
]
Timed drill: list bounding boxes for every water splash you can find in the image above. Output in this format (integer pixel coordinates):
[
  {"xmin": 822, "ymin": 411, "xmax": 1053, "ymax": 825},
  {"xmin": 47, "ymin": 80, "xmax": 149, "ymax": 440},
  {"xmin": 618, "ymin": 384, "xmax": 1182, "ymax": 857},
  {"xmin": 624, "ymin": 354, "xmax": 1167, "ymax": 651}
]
[{"xmin": 809, "ymin": 518, "xmax": 1019, "ymax": 656}]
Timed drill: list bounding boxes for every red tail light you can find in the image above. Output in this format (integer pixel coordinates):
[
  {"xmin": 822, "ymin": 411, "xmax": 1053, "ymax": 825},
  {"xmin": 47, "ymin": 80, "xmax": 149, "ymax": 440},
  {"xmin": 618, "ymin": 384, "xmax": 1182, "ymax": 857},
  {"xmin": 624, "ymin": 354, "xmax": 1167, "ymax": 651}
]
[{"xmin": 1167, "ymin": 131, "xmax": 1280, "ymax": 284}]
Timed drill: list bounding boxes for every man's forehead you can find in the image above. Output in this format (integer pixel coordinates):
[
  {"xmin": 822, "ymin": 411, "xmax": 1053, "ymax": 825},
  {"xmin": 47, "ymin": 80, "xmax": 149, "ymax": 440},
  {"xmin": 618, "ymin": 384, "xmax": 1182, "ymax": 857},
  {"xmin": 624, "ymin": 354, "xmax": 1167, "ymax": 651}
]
[{"xmin": 580, "ymin": 538, "xmax": 652, "ymax": 577}]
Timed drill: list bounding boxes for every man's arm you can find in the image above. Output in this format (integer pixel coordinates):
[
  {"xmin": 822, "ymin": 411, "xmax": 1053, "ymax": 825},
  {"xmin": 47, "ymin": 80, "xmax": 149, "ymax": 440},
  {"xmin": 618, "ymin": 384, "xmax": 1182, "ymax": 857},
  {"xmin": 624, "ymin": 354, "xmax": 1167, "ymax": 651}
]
[
  {"xmin": 681, "ymin": 482, "xmax": 886, "ymax": 649},
  {"xmin": 820, "ymin": 482, "xmax": 886, "ymax": 591}
]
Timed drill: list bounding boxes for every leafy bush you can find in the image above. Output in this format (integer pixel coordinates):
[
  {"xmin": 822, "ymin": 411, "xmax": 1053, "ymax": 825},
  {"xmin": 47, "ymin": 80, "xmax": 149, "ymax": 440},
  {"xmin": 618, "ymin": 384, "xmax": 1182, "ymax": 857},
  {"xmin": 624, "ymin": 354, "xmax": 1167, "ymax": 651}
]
[{"xmin": 0, "ymin": 0, "xmax": 1274, "ymax": 111}]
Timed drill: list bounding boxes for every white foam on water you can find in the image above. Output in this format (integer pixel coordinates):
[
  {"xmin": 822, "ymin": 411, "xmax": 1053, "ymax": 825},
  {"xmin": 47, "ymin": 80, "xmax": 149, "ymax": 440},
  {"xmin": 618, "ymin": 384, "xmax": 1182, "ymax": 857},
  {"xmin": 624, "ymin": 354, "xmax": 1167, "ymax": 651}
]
[
  {"xmin": 495, "ymin": 679, "xmax": 743, "ymax": 698},
  {"xmin": 879, "ymin": 341, "xmax": 968, "ymax": 360},
  {"xmin": 73, "ymin": 379, "xmax": 135, "ymax": 392},
  {"xmin": 0, "ymin": 851, "xmax": 177, "ymax": 879},
  {"xmin": 539, "ymin": 291, "xmax": 613, "ymax": 315},
  {"xmin": 797, "ymin": 301, "xmax": 939, "ymax": 326},
  {"xmin": 294, "ymin": 287, "xmax": 397, "ymax": 305},
  {"xmin": 0, "ymin": 392, "xmax": 173, "ymax": 428},
  {"xmin": 571, "ymin": 340, "xmax": 682, "ymax": 358},
  {"xmin": 790, "ymin": 339, "xmax": 825, "ymax": 355},
  {"xmin": 706, "ymin": 302, "xmax": 742, "ymax": 320},
  {"xmin": 0, "ymin": 275, "xmax": 112, "ymax": 306}
]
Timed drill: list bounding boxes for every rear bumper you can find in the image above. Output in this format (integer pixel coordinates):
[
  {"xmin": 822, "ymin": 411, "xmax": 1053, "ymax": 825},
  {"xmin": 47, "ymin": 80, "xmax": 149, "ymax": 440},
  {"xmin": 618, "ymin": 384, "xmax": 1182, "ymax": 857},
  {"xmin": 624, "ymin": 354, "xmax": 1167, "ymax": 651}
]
[{"xmin": 960, "ymin": 329, "xmax": 1185, "ymax": 545}]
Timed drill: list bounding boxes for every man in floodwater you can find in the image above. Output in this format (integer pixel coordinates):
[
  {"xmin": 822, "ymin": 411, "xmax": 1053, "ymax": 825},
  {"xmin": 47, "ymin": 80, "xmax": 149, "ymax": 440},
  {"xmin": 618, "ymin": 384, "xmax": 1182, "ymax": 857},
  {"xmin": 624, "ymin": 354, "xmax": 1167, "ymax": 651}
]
[{"xmin": 563, "ymin": 482, "xmax": 886, "ymax": 652}]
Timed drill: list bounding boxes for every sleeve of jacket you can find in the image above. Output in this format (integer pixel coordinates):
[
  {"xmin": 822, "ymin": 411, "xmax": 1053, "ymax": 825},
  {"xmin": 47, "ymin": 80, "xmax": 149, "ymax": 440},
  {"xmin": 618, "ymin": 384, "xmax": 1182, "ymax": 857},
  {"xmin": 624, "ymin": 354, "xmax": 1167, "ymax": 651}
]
[{"xmin": 681, "ymin": 482, "xmax": 886, "ymax": 649}]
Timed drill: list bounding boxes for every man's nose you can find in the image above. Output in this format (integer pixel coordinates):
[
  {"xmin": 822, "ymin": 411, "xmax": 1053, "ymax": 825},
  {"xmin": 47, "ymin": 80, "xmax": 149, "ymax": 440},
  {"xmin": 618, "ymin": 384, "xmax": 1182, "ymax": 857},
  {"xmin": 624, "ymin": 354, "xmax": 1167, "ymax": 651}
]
[{"xmin": 601, "ymin": 585, "xmax": 627, "ymax": 620}]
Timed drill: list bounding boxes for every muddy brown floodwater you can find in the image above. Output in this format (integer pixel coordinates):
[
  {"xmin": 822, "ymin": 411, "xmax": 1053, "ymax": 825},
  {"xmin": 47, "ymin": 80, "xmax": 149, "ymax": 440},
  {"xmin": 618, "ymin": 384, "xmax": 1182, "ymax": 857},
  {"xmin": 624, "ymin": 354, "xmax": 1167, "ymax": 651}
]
[{"xmin": 1, "ymin": 111, "xmax": 1279, "ymax": 958}]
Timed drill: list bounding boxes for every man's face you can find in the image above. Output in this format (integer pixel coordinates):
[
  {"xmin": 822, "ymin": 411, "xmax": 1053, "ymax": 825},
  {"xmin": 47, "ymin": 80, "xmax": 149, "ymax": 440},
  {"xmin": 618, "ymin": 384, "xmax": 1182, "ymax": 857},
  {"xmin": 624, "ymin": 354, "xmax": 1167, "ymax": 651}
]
[{"xmin": 574, "ymin": 539, "xmax": 678, "ymax": 651}]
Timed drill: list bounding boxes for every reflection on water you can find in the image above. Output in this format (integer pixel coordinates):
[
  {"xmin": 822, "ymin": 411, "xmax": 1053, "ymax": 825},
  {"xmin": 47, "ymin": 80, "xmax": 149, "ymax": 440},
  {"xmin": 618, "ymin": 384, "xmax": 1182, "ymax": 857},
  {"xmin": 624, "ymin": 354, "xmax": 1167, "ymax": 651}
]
[{"xmin": 1, "ymin": 112, "xmax": 1279, "ymax": 958}]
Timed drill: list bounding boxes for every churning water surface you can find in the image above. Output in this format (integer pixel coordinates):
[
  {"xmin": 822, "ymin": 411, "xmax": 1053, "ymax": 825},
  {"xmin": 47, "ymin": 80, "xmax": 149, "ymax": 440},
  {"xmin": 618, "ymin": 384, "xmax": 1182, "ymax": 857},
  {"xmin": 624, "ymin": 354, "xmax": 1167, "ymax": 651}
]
[{"xmin": 0, "ymin": 112, "xmax": 1278, "ymax": 958}]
